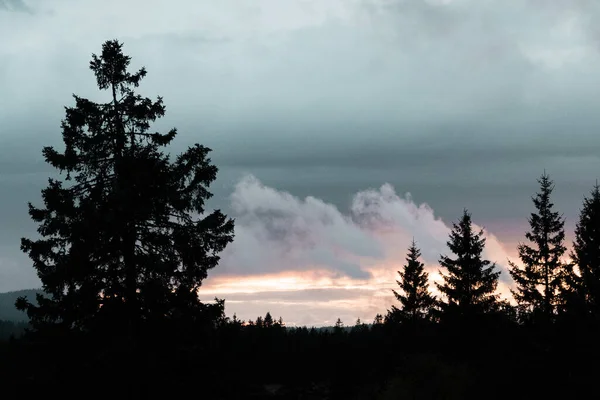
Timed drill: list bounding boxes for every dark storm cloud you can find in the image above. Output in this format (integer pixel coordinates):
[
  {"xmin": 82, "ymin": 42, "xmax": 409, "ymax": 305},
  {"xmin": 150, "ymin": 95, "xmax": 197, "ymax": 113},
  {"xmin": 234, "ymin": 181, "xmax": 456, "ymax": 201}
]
[{"xmin": 213, "ymin": 119, "xmax": 600, "ymax": 169}]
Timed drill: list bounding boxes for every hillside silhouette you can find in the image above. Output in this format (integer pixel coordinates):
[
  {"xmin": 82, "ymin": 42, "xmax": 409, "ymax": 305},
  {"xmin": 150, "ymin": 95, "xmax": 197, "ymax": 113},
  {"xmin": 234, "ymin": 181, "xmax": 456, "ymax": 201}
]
[{"xmin": 0, "ymin": 289, "xmax": 39, "ymax": 321}]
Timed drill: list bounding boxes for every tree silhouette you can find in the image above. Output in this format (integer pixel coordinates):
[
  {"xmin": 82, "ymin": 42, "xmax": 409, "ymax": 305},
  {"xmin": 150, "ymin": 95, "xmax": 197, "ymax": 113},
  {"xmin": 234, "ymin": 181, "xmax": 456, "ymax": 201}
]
[
  {"xmin": 436, "ymin": 210, "xmax": 500, "ymax": 318},
  {"xmin": 264, "ymin": 312, "xmax": 274, "ymax": 328},
  {"xmin": 351, "ymin": 318, "xmax": 369, "ymax": 335},
  {"xmin": 16, "ymin": 40, "xmax": 234, "ymax": 341},
  {"xmin": 509, "ymin": 172, "xmax": 566, "ymax": 324},
  {"xmin": 255, "ymin": 316, "xmax": 264, "ymax": 328},
  {"xmin": 231, "ymin": 313, "xmax": 243, "ymax": 327},
  {"xmin": 373, "ymin": 314, "xmax": 383, "ymax": 325},
  {"xmin": 389, "ymin": 240, "xmax": 435, "ymax": 323},
  {"xmin": 569, "ymin": 182, "xmax": 600, "ymax": 320}
]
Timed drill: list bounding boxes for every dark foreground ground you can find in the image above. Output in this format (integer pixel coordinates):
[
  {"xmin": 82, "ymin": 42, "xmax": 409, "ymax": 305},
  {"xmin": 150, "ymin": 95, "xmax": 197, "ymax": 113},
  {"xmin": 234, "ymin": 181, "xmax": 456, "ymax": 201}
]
[{"xmin": 1, "ymin": 318, "xmax": 598, "ymax": 400}]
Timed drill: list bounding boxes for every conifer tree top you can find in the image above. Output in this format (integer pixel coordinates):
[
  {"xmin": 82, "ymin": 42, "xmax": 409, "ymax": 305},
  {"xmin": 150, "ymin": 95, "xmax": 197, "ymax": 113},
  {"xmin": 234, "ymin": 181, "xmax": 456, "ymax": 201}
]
[
  {"xmin": 389, "ymin": 239, "xmax": 435, "ymax": 323},
  {"xmin": 436, "ymin": 209, "xmax": 500, "ymax": 317},
  {"xmin": 17, "ymin": 40, "xmax": 235, "ymax": 338},
  {"xmin": 509, "ymin": 172, "xmax": 566, "ymax": 324}
]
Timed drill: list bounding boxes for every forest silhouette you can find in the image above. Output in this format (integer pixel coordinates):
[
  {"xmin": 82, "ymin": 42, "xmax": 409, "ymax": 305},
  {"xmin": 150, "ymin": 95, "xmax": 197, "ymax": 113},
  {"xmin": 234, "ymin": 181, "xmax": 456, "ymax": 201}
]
[{"xmin": 1, "ymin": 40, "xmax": 600, "ymax": 399}]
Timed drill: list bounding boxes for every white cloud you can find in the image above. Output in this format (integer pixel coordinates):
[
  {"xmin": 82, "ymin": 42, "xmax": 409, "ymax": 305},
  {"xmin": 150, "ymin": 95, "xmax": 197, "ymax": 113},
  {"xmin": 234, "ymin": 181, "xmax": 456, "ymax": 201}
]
[
  {"xmin": 201, "ymin": 174, "xmax": 518, "ymax": 325},
  {"xmin": 222, "ymin": 174, "xmax": 383, "ymax": 279},
  {"xmin": 223, "ymin": 174, "xmax": 514, "ymax": 277},
  {"xmin": 218, "ymin": 176, "xmax": 511, "ymax": 277}
]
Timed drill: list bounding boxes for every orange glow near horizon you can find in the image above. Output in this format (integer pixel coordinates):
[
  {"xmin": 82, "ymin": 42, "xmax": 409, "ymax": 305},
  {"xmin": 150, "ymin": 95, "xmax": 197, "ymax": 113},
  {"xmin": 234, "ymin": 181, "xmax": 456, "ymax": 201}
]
[
  {"xmin": 195, "ymin": 218, "xmax": 575, "ymax": 326},
  {"xmin": 197, "ymin": 259, "xmax": 521, "ymax": 326}
]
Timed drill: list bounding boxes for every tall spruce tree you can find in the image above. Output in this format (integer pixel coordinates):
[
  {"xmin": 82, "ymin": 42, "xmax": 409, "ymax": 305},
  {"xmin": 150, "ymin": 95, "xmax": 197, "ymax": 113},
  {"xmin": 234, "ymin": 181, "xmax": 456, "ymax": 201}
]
[
  {"xmin": 570, "ymin": 182, "xmax": 600, "ymax": 319},
  {"xmin": 509, "ymin": 172, "xmax": 566, "ymax": 324},
  {"xmin": 16, "ymin": 40, "xmax": 234, "ymax": 339},
  {"xmin": 264, "ymin": 312, "xmax": 274, "ymax": 328},
  {"xmin": 436, "ymin": 210, "xmax": 500, "ymax": 318},
  {"xmin": 389, "ymin": 240, "xmax": 435, "ymax": 322},
  {"xmin": 334, "ymin": 318, "xmax": 344, "ymax": 334}
]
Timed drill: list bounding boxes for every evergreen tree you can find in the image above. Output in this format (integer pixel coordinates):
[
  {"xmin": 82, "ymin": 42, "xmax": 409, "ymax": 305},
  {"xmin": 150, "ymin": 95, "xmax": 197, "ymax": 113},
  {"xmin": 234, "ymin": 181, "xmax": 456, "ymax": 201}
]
[
  {"xmin": 351, "ymin": 318, "xmax": 369, "ymax": 335},
  {"xmin": 333, "ymin": 318, "xmax": 344, "ymax": 334},
  {"xmin": 231, "ymin": 313, "xmax": 242, "ymax": 327},
  {"xmin": 373, "ymin": 314, "xmax": 384, "ymax": 325},
  {"xmin": 255, "ymin": 316, "xmax": 264, "ymax": 328},
  {"xmin": 390, "ymin": 240, "xmax": 435, "ymax": 323},
  {"xmin": 570, "ymin": 182, "xmax": 600, "ymax": 319},
  {"xmin": 509, "ymin": 172, "xmax": 566, "ymax": 324},
  {"xmin": 264, "ymin": 312, "xmax": 274, "ymax": 328},
  {"xmin": 437, "ymin": 209, "xmax": 500, "ymax": 318},
  {"xmin": 15, "ymin": 40, "xmax": 234, "ymax": 339}
]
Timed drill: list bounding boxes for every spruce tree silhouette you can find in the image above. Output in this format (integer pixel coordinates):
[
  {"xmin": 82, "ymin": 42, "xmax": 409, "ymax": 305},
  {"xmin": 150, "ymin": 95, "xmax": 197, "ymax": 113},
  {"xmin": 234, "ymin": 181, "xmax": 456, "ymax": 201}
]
[
  {"xmin": 509, "ymin": 172, "xmax": 566, "ymax": 325},
  {"xmin": 264, "ymin": 312, "xmax": 274, "ymax": 328},
  {"xmin": 16, "ymin": 40, "xmax": 234, "ymax": 346},
  {"xmin": 373, "ymin": 313, "xmax": 384, "ymax": 325},
  {"xmin": 389, "ymin": 240, "xmax": 436, "ymax": 324},
  {"xmin": 569, "ymin": 182, "xmax": 600, "ymax": 320},
  {"xmin": 436, "ymin": 210, "xmax": 500, "ymax": 320},
  {"xmin": 255, "ymin": 316, "xmax": 264, "ymax": 328}
]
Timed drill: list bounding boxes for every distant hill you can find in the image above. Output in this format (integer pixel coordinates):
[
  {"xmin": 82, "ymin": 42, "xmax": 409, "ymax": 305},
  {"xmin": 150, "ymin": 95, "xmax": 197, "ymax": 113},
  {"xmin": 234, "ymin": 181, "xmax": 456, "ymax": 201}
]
[{"xmin": 0, "ymin": 289, "xmax": 41, "ymax": 322}]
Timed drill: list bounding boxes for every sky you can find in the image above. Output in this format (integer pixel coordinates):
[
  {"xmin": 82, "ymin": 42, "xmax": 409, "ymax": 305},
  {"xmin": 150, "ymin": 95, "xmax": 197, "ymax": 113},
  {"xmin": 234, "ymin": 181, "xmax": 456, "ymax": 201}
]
[{"xmin": 1, "ymin": 0, "xmax": 600, "ymax": 326}]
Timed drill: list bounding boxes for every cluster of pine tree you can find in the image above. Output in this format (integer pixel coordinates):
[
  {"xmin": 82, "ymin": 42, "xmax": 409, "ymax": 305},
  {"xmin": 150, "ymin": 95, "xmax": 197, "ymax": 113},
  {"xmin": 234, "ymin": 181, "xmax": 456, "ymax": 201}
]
[
  {"xmin": 1, "ymin": 40, "xmax": 600, "ymax": 399},
  {"xmin": 386, "ymin": 172, "xmax": 600, "ymax": 329}
]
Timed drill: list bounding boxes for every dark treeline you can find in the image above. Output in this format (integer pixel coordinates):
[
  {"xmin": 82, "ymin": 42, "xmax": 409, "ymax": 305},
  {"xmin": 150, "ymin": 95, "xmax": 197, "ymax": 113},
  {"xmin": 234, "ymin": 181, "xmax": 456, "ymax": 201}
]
[
  {"xmin": 1, "ymin": 40, "xmax": 600, "ymax": 399},
  {"xmin": 0, "ymin": 320, "xmax": 27, "ymax": 340}
]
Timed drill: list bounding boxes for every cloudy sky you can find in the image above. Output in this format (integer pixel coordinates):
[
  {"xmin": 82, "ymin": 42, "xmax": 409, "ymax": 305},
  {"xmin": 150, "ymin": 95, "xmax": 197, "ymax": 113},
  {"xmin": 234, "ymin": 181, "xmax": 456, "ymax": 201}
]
[{"xmin": 1, "ymin": 0, "xmax": 600, "ymax": 326}]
